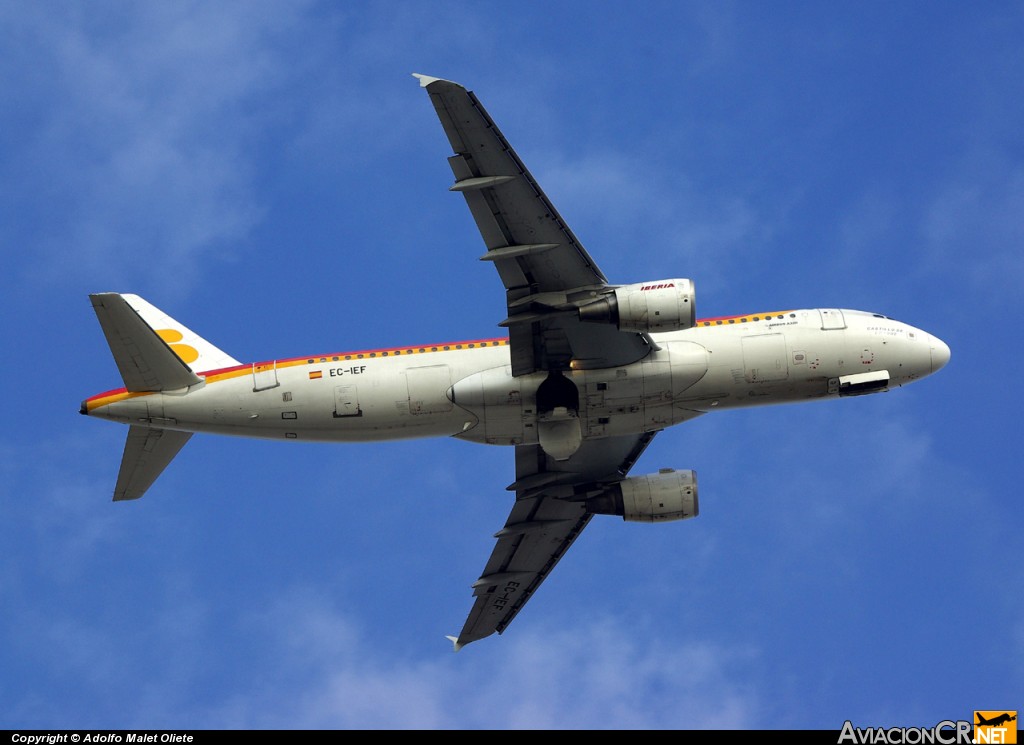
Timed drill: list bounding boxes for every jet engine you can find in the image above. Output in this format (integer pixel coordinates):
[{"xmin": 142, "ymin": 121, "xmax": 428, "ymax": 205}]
[
  {"xmin": 587, "ymin": 468, "xmax": 698, "ymax": 523},
  {"xmin": 578, "ymin": 279, "xmax": 695, "ymax": 333}
]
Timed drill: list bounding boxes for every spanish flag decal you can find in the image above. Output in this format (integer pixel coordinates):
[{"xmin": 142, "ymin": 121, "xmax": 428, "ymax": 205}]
[{"xmin": 309, "ymin": 371, "xmax": 323, "ymax": 380}]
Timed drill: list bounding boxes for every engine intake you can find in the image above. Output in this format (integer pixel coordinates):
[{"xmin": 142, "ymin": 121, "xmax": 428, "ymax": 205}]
[
  {"xmin": 579, "ymin": 279, "xmax": 695, "ymax": 333},
  {"xmin": 587, "ymin": 468, "xmax": 699, "ymax": 523}
]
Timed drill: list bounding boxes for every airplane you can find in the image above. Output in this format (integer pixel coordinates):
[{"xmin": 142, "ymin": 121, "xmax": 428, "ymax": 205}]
[
  {"xmin": 81, "ymin": 73, "xmax": 951, "ymax": 651},
  {"xmin": 976, "ymin": 713, "xmax": 1017, "ymax": 728}
]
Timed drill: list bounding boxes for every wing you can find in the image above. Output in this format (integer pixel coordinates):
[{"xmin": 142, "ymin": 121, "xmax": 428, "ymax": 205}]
[
  {"xmin": 449, "ymin": 432, "xmax": 656, "ymax": 650},
  {"xmin": 415, "ymin": 74, "xmax": 655, "ymax": 375}
]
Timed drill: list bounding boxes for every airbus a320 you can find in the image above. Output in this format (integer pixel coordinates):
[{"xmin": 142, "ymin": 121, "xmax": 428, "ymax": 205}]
[{"xmin": 81, "ymin": 74, "xmax": 951, "ymax": 650}]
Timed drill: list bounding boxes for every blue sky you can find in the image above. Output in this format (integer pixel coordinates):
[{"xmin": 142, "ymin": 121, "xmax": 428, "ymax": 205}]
[{"xmin": 2, "ymin": 1, "xmax": 1021, "ymax": 730}]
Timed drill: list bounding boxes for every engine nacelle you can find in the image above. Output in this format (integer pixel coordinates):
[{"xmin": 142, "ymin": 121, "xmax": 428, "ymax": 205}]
[
  {"xmin": 587, "ymin": 468, "xmax": 699, "ymax": 523},
  {"xmin": 578, "ymin": 278, "xmax": 695, "ymax": 333}
]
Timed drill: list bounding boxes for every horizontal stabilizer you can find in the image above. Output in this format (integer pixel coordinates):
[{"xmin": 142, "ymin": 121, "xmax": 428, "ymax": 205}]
[
  {"xmin": 90, "ymin": 293, "xmax": 203, "ymax": 392},
  {"xmin": 113, "ymin": 426, "xmax": 192, "ymax": 501}
]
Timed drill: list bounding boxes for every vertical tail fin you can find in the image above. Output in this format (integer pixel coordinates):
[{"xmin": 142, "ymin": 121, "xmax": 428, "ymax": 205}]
[
  {"xmin": 89, "ymin": 293, "xmax": 240, "ymax": 392},
  {"xmin": 120, "ymin": 294, "xmax": 240, "ymax": 373}
]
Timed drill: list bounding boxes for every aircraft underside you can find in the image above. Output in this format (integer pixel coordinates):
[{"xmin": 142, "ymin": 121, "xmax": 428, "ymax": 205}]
[{"xmin": 81, "ymin": 75, "xmax": 949, "ymax": 650}]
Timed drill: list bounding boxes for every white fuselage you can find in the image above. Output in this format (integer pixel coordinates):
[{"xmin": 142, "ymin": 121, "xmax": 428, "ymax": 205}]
[{"xmin": 84, "ymin": 308, "xmax": 950, "ymax": 446}]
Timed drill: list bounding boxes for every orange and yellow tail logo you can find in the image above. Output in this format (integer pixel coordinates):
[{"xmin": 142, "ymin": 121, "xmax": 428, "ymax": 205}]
[
  {"xmin": 156, "ymin": 329, "xmax": 199, "ymax": 365},
  {"xmin": 975, "ymin": 711, "xmax": 1017, "ymax": 744}
]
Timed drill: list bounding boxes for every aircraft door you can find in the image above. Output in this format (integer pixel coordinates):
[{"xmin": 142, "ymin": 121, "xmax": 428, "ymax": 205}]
[{"xmin": 333, "ymin": 385, "xmax": 361, "ymax": 417}]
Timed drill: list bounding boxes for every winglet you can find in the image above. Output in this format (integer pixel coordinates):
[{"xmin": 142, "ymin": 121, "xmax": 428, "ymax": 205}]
[{"xmin": 445, "ymin": 635, "xmax": 464, "ymax": 652}]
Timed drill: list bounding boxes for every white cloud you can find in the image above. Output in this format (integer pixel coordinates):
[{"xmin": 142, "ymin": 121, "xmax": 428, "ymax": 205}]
[
  {"xmin": 4, "ymin": 3, "xmax": 315, "ymax": 295},
  {"xmin": 229, "ymin": 590, "xmax": 762, "ymax": 729}
]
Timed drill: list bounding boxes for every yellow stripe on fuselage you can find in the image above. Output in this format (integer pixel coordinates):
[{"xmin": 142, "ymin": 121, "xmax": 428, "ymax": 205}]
[{"xmin": 696, "ymin": 311, "xmax": 797, "ymax": 326}]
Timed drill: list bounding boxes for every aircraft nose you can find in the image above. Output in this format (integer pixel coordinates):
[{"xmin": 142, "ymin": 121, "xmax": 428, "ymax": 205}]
[{"xmin": 929, "ymin": 335, "xmax": 951, "ymax": 373}]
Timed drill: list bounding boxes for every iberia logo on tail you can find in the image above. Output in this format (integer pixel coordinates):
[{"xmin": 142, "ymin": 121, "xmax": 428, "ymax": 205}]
[{"xmin": 156, "ymin": 329, "xmax": 199, "ymax": 364}]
